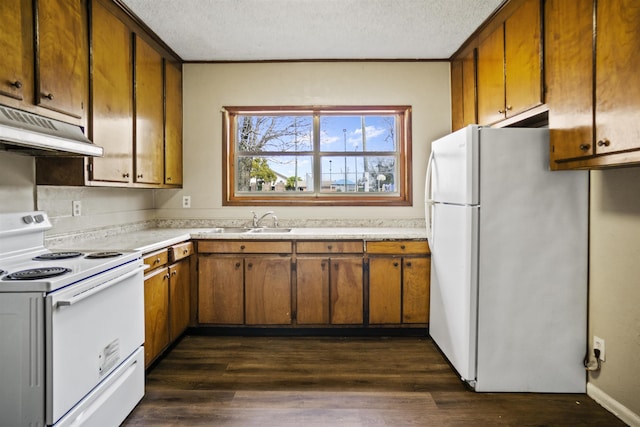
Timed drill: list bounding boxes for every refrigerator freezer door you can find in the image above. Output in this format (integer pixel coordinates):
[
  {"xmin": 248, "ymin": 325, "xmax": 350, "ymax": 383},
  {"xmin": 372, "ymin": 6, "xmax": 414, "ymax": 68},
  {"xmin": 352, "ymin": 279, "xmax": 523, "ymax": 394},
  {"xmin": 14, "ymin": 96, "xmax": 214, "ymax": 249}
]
[
  {"xmin": 429, "ymin": 202, "xmax": 479, "ymax": 382},
  {"xmin": 431, "ymin": 125, "xmax": 479, "ymax": 206}
]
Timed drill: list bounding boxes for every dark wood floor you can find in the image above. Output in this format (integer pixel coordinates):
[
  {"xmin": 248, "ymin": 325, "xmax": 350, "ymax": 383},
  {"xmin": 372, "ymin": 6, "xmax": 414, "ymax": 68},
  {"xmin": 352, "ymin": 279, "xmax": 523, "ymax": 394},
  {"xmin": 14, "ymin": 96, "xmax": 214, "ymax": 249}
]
[{"xmin": 122, "ymin": 335, "xmax": 625, "ymax": 426}]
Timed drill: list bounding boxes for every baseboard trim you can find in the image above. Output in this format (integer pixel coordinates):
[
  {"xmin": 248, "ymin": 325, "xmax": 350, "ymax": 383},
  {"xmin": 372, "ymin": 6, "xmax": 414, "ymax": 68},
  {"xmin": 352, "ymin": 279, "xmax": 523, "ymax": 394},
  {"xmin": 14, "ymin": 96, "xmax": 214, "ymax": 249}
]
[{"xmin": 587, "ymin": 382, "xmax": 640, "ymax": 426}]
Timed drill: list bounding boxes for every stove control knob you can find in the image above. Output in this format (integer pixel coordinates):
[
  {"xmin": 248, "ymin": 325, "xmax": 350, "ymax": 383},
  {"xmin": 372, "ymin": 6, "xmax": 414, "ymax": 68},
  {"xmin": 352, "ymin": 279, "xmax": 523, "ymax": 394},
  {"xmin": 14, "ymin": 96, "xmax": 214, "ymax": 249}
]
[
  {"xmin": 22, "ymin": 215, "xmax": 34, "ymax": 224},
  {"xmin": 34, "ymin": 214, "xmax": 45, "ymax": 223}
]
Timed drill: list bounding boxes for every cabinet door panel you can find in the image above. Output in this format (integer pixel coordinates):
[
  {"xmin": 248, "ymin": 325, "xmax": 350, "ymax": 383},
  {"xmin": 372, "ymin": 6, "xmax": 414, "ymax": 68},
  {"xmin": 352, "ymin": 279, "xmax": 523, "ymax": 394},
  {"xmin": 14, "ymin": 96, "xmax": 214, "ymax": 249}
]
[
  {"xmin": 169, "ymin": 260, "xmax": 190, "ymax": 340},
  {"xmin": 477, "ymin": 25, "xmax": 505, "ymax": 125},
  {"xmin": 198, "ymin": 256, "xmax": 244, "ymax": 324},
  {"xmin": 462, "ymin": 49, "xmax": 477, "ymax": 127},
  {"xmin": 36, "ymin": 0, "xmax": 87, "ymax": 118},
  {"xmin": 595, "ymin": 0, "xmax": 640, "ymax": 154},
  {"xmin": 330, "ymin": 257, "xmax": 363, "ymax": 325},
  {"xmin": 451, "ymin": 59, "xmax": 464, "ymax": 131},
  {"xmin": 245, "ymin": 257, "xmax": 291, "ymax": 325},
  {"xmin": 0, "ymin": 0, "xmax": 26, "ymax": 100},
  {"xmin": 90, "ymin": 0, "xmax": 133, "ymax": 183},
  {"xmin": 134, "ymin": 35, "xmax": 164, "ymax": 185},
  {"xmin": 369, "ymin": 257, "xmax": 401, "ymax": 324},
  {"xmin": 546, "ymin": 0, "xmax": 594, "ymax": 163},
  {"xmin": 164, "ymin": 61, "xmax": 183, "ymax": 185},
  {"xmin": 296, "ymin": 257, "xmax": 330, "ymax": 324},
  {"xmin": 402, "ymin": 257, "xmax": 430, "ymax": 324},
  {"xmin": 144, "ymin": 267, "xmax": 169, "ymax": 367},
  {"xmin": 504, "ymin": 0, "xmax": 542, "ymax": 117}
]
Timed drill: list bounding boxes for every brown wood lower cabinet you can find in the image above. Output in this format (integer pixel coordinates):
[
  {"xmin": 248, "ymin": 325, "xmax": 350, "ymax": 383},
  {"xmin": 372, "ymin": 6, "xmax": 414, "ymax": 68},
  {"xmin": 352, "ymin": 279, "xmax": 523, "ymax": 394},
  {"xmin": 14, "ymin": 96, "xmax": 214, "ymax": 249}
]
[
  {"xmin": 296, "ymin": 241, "xmax": 364, "ymax": 326},
  {"xmin": 143, "ymin": 241, "xmax": 193, "ymax": 368},
  {"xmin": 197, "ymin": 240, "xmax": 293, "ymax": 326},
  {"xmin": 196, "ymin": 239, "xmax": 427, "ymax": 329},
  {"xmin": 367, "ymin": 241, "xmax": 430, "ymax": 326}
]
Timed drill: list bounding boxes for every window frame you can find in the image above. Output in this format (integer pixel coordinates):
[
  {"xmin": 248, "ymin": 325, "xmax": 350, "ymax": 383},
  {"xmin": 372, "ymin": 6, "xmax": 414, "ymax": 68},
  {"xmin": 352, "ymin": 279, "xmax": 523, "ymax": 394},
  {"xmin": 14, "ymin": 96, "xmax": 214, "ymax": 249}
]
[{"xmin": 222, "ymin": 105, "xmax": 413, "ymax": 206}]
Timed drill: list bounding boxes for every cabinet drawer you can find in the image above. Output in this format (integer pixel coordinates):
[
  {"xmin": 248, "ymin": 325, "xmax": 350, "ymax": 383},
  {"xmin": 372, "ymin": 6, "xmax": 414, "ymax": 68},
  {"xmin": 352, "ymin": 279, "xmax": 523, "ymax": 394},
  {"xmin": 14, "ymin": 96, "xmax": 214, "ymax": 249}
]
[
  {"xmin": 296, "ymin": 241, "xmax": 363, "ymax": 254},
  {"xmin": 170, "ymin": 241, "xmax": 193, "ymax": 262},
  {"xmin": 366, "ymin": 240, "xmax": 430, "ymax": 255},
  {"xmin": 143, "ymin": 249, "xmax": 169, "ymax": 271},
  {"xmin": 198, "ymin": 240, "xmax": 292, "ymax": 254}
]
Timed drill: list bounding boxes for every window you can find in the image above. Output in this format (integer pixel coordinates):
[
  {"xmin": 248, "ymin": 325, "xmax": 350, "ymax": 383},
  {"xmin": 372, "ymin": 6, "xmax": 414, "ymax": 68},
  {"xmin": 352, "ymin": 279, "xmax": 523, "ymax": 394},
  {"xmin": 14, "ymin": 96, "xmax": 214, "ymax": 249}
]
[{"xmin": 223, "ymin": 106, "xmax": 412, "ymax": 206}]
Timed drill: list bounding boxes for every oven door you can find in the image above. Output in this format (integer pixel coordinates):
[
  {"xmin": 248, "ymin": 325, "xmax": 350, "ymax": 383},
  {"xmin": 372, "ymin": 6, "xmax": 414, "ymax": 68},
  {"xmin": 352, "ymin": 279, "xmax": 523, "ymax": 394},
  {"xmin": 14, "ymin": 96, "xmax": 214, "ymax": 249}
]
[{"xmin": 45, "ymin": 262, "xmax": 145, "ymax": 425}]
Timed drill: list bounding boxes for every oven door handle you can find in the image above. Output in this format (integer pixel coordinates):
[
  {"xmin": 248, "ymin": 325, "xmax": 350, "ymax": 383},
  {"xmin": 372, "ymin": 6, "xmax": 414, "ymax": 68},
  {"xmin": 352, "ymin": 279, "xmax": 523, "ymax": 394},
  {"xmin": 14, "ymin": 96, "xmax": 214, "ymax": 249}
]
[{"xmin": 56, "ymin": 265, "xmax": 145, "ymax": 308}]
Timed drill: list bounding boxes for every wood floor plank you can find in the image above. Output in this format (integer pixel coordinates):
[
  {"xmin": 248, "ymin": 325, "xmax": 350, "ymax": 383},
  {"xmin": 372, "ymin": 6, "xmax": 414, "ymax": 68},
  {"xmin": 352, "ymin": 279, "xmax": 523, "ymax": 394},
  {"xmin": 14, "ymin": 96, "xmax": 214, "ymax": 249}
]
[{"xmin": 122, "ymin": 336, "xmax": 626, "ymax": 426}]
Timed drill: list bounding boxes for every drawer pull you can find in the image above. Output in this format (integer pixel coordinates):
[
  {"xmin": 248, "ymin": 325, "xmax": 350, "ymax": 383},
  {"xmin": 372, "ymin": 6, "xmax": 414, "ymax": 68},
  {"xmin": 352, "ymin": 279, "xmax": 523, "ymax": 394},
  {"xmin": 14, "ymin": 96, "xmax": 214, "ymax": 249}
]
[
  {"xmin": 400, "ymin": 245, "xmax": 406, "ymax": 250},
  {"xmin": 183, "ymin": 249, "xmax": 188, "ymax": 254},
  {"xmin": 240, "ymin": 245, "xmax": 246, "ymax": 250},
  {"xmin": 327, "ymin": 245, "xmax": 333, "ymax": 250},
  {"xmin": 155, "ymin": 258, "xmax": 161, "ymax": 264}
]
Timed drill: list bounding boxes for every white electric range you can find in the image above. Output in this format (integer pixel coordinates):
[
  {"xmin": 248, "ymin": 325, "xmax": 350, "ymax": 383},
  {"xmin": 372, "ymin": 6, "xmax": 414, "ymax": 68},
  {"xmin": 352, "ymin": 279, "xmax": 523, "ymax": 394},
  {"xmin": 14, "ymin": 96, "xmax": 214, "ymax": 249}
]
[{"xmin": 0, "ymin": 211, "xmax": 145, "ymax": 426}]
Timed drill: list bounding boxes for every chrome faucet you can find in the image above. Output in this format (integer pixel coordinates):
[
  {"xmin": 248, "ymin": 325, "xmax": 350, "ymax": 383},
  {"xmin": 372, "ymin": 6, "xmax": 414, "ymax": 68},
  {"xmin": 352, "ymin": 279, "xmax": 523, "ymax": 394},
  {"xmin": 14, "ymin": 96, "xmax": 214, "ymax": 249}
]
[{"xmin": 251, "ymin": 210, "xmax": 277, "ymax": 228}]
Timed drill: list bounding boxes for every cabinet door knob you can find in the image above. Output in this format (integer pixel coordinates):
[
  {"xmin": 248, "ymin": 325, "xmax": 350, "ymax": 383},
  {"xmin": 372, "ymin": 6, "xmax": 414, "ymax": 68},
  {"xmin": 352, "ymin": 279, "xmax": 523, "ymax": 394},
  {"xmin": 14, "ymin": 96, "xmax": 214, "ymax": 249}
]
[
  {"xmin": 597, "ymin": 139, "xmax": 610, "ymax": 147},
  {"xmin": 235, "ymin": 262, "xmax": 241, "ymax": 268},
  {"xmin": 164, "ymin": 273, "xmax": 170, "ymax": 279},
  {"xmin": 579, "ymin": 144, "xmax": 591, "ymax": 152},
  {"xmin": 506, "ymin": 105, "xmax": 513, "ymax": 111},
  {"xmin": 406, "ymin": 262, "xmax": 412, "ymax": 267},
  {"xmin": 137, "ymin": 174, "xmax": 143, "ymax": 179},
  {"xmin": 393, "ymin": 262, "xmax": 399, "ymax": 267},
  {"xmin": 10, "ymin": 80, "xmax": 22, "ymax": 89},
  {"xmin": 498, "ymin": 109, "xmax": 504, "ymax": 114},
  {"xmin": 122, "ymin": 173, "xmax": 130, "ymax": 178},
  {"xmin": 167, "ymin": 177, "xmax": 172, "ymax": 181},
  {"xmin": 247, "ymin": 263, "xmax": 253, "ymax": 269},
  {"xmin": 42, "ymin": 93, "xmax": 54, "ymax": 100}
]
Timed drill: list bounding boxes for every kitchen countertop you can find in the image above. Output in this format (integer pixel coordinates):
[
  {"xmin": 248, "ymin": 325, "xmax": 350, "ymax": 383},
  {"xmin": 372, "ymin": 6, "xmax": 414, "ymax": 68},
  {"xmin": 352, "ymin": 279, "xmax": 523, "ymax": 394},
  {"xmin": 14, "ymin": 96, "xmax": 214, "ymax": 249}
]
[{"xmin": 50, "ymin": 227, "xmax": 428, "ymax": 254}]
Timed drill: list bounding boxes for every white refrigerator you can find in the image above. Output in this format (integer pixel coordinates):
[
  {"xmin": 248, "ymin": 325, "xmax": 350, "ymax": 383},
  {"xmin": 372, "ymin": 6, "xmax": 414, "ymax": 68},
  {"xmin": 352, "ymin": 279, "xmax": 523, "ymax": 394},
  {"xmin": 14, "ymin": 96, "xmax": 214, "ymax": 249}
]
[{"xmin": 425, "ymin": 125, "xmax": 588, "ymax": 392}]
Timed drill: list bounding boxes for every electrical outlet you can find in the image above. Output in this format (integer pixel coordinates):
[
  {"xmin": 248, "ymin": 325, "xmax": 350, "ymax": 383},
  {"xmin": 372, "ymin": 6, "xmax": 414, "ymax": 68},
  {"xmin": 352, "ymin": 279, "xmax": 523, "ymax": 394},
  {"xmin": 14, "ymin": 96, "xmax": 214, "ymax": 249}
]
[
  {"xmin": 72, "ymin": 200, "xmax": 82, "ymax": 216},
  {"xmin": 182, "ymin": 195, "xmax": 191, "ymax": 208},
  {"xmin": 594, "ymin": 336, "xmax": 605, "ymax": 361}
]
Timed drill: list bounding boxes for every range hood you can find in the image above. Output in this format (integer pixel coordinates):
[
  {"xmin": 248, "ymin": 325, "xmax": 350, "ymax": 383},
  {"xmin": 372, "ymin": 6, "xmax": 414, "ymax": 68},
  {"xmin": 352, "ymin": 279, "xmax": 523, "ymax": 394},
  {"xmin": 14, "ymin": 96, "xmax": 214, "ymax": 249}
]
[{"xmin": 0, "ymin": 105, "xmax": 103, "ymax": 157}]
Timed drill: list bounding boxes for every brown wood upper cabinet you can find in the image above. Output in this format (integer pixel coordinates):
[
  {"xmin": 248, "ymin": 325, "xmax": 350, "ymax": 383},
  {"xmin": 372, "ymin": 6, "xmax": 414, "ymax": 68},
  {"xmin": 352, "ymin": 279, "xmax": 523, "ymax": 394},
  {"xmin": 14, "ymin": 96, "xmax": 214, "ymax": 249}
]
[
  {"xmin": 547, "ymin": 0, "xmax": 640, "ymax": 169},
  {"xmin": 164, "ymin": 60, "xmax": 183, "ymax": 186},
  {"xmin": 35, "ymin": 0, "xmax": 88, "ymax": 119},
  {"xmin": 33, "ymin": 0, "xmax": 183, "ymax": 188},
  {"xmin": 451, "ymin": 48, "xmax": 477, "ymax": 131},
  {"xmin": 134, "ymin": 35, "xmax": 164, "ymax": 186},
  {"xmin": 0, "ymin": 0, "xmax": 28, "ymax": 102},
  {"xmin": 89, "ymin": 0, "xmax": 133, "ymax": 184},
  {"xmin": 477, "ymin": 0, "xmax": 542, "ymax": 125}
]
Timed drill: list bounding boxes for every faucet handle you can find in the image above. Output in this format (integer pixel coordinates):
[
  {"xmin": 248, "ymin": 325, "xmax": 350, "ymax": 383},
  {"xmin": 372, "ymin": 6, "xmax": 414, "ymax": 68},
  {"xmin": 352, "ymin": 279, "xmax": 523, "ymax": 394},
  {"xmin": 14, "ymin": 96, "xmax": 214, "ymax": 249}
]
[{"xmin": 273, "ymin": 215, "xmax": 278, "ymax": 228}]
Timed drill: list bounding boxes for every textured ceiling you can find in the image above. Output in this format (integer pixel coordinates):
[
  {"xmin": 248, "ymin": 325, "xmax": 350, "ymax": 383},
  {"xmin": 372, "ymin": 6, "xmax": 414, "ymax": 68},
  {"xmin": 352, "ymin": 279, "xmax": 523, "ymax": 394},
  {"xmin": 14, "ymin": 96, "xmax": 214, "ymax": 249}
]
[{"xmin": 119, "ymin": 0, "xmax": 506, "ymax": 61}]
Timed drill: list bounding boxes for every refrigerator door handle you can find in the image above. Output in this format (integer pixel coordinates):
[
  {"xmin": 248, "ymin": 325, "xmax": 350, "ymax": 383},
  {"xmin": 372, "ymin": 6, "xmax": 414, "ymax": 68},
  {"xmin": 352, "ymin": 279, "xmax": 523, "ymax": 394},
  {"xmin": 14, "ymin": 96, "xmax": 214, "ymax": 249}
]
[{"xmin": 425, "ymin": 149, "xmax": 435, "ymax": 243}]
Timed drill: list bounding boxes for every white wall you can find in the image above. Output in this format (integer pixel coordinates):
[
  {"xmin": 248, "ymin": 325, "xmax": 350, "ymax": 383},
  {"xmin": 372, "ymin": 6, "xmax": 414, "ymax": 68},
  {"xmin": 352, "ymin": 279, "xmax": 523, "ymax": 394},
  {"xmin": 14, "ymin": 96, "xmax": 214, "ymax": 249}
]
[
  {"xmin": 588, "ymin": 168, "xmax": 640, "ymax": 424},
  {"xmin": 155, "ymin": 61, "xmax": 451, "ymax": 224}
]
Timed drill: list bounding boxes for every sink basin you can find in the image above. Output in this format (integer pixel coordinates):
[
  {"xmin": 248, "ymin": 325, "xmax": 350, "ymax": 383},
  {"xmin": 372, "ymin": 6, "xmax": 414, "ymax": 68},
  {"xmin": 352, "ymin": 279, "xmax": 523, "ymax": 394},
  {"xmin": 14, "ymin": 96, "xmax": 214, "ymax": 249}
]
[
  {"xmin": 248, "ymin": 227, "xmax": 293, "ymax": 233},
  {"xmin": 208, "ymin": 227, "xmax": 251, "ymax": 233}
]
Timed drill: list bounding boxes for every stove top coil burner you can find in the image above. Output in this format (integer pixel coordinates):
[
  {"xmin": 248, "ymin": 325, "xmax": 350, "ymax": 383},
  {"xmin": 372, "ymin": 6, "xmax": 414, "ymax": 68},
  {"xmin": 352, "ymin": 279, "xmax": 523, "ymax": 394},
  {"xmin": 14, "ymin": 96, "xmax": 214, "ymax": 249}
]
[
  {"xmin": 33, "ymin": 251, "xmax": 83, "ymax": 260},
  {"xmin": 85, "ymin": 251, "xmax": 123, "ymax": 259},
  {"xmin": 3, "ymin": 267, "xmax": 72, "ymax": 280}
]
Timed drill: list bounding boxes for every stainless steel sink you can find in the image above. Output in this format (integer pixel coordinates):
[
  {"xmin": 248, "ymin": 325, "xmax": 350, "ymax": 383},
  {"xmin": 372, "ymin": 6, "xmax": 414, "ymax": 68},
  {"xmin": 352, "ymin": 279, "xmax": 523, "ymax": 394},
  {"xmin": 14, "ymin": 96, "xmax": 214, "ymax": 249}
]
[
  {"xmin": 248, "ymin": 227, "xmax": 292, "ymax": 233},
  {"xmin": 208, "ymin": 227, "xmax": 251, "ymax": 233}
]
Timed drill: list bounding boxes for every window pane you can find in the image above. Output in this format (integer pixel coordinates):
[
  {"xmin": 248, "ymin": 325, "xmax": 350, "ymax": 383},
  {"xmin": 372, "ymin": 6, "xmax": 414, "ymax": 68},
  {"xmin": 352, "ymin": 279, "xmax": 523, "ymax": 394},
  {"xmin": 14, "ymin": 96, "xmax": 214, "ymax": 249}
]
[
  {"xmin": 236, "ymin": 155, "xmax": 313, "ymax": 193},
  {"xmin": 237, "ymin": 115, "xmax": 313, "ymax": 152},
  {"xmin": 321, "ymin": 155, "xmax": 397, "ymax": 193},
  {"xmin": 320, "ymin": 115, "xmax": 396, "ymax": 153}
]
